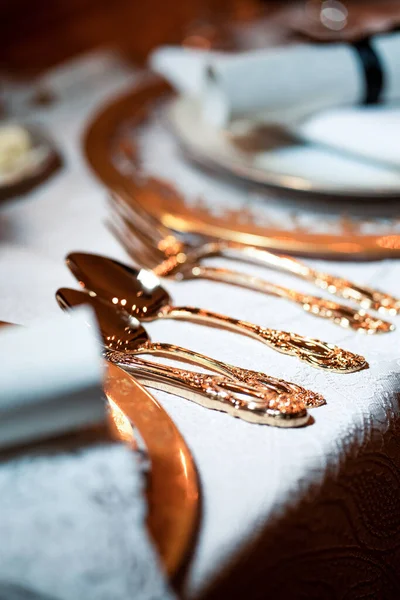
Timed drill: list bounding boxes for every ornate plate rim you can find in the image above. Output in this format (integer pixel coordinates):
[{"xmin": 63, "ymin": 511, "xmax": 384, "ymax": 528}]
[
  {"xmin": 105, "ymin": 363, "xmax": 199, "ymax": 580},
  {"xmin": 168, "ymin": 95, "xmax": 400, "ymax": 199},
  {"xmin": 83, "ymin": 77, "xmax": 400, "ymax": 259}
]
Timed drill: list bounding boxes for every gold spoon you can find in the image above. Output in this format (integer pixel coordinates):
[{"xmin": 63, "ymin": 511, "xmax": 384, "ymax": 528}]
[
  {"xmin": 56, "ymin": 288, "xmax": 315, "ymax": 427},
  {"xmin": 66, "ymin": 252, "xmax": 369, "ymax": 374}
]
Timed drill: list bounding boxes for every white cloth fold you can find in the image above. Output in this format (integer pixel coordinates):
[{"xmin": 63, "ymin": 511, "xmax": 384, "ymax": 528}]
[
  {"xmin": 0, "ymin": 308, "xmax": 105, "ymax": 450},
  {"xmin": 0, "ymin": 246, "xmax": 174, "ymax": 600},
  {"xmin": 151, "ymin": 33, "xmax": 400, "ymax": 127},
  {"xmin": 151, "ymin": 33, "xmax": 400, "ymax": 168},
  {"xmin": 0, "ymin": 442, "xmax": 174, "ymax": 600}
]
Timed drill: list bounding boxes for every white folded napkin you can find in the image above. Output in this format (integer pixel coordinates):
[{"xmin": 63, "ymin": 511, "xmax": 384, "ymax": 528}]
[
  {"xmin": 0, "ymin": 308, "xmax": 105, "ymax": 450},
  {"xmin": 151, "ymin": 32, "xmax": 400, "ymax": 127},
  {"xmin": 297, "ymin": 104, "xmax": 400, "ymax": 169},
  {"xmin": 0, "ymin": 442, "xmax": 174, "ymax": 600},
  {"xmin": 0, "ymin": 249, "xmax": 174, "ymax": 599}
]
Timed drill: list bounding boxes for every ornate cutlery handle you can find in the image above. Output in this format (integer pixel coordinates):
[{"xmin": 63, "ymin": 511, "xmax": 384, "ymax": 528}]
[
  {"xmin": 305, "ymin": 269, "xmax": 400, "ymax": 315},
  {"xmin": 133, "ymin": 341, "xmax": 325, "ymax": 408},
  {"xmin": 204, "ymin": 242, "xmax": 400, "ymax": 315},
  {"xmin": 105, "ymin": 351, "xmax": 309, "ymax": 427},
  {"xmin": 184, "ymin": 266, "xmax": 394, "ymax": 334},
  {"xmin": 109, "ymin": 193, "xmax": 400, "ymax": 314},
  {"xmin": 160, "ymin": 306, "xmax": 369, "ymax": 373}
]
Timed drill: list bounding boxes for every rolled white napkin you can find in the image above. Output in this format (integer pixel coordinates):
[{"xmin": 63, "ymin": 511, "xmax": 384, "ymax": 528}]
[
  {"xmin": 0, "ymin": 308, "xmax": 105, "ymax": 450},
  {"xmin": 150, "ymin": 32, "xmax": 400, "ymax": 127}
]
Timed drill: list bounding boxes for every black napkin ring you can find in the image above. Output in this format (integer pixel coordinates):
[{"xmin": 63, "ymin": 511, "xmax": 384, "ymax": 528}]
[{"xmin": 352, "ymin": 38, "xmax": 384, "ymax": 105}]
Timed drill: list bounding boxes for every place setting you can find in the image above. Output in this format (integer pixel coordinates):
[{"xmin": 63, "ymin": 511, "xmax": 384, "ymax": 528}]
[
  {"xmin": 75, "ymin": 8, "xmax": 400, "ymax": 594},
  {"xmin": 0, "ymin": 297, "xmax": 198, "ymax": 584},
  {"xmin": 2, "ymin": 1, "xmax": 400, "ymax": 598}
]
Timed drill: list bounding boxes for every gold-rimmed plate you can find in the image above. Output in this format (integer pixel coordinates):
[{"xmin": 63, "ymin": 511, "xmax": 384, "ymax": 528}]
[
  {"xmin": 168, "ymin": 95, "xmax": 400, "ymax": 199},
  {"xmin": 84, "ymin": 78, "xmax": 400, "ymax": 259},
  {"xmin": 106, "ymin": 363, "xmax": 199, "ymax": 579}
]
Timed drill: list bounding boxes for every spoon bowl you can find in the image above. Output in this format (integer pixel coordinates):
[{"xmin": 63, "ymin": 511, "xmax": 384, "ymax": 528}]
[
  {"xmin": 65, "ymin": 252, "xmax": 380, "ymax": 348},
  {"xmin": 66, "ymin": 252, "xmax": 369, "ymax": 374},
  {"xmin": 66, "ymin": 253, "xmax": 169, "ymax": 319},
  {"xmin": 56, "ymin": 288, "xmax": 149, "ymax": 351},
  {"xmin": 55, "ymin": 288, "xmax": 313, "ymax": 426},
  {"xmin": 56, "ymin": 286, "xmax": 326, "ymax": 409}
]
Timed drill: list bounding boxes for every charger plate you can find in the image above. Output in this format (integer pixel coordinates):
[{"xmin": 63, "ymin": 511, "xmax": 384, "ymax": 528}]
[
  {"xmin": 84, "ymin": 77, "xmax": 400, "ymax": 259},
  {"xmin": 106, "ymin": 363, "xmax": 199, "ymax": 579}
]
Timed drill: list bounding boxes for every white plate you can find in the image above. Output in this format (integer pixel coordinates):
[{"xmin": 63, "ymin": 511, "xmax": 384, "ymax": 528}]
[{"xmin": 168, "ymin": 96, "xmax": 400, "ymax": 198}]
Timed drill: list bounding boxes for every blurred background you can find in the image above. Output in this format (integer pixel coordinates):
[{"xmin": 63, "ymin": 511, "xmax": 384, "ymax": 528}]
[
  {"xmin": 2, "ymin": 1, "xmax": 393, "ymax": 75},
  {"xmin": 0, "ymin": 0, "xmax": 263, "ymax": 73}
]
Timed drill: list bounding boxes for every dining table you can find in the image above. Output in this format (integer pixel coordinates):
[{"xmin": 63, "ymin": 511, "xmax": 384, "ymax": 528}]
[{"xmin": 1, "ymin": 49, "xmax": 400, "ymax": 599}]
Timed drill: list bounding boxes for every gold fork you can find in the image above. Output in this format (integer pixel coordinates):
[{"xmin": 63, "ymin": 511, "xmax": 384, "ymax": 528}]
[
  {"xmin": 107, "ymin": 194, "xmax": 394, "ymax": 334},
  {"xmin": 107, "ymin": 191, "xmax": 400, "ymax": 316}
]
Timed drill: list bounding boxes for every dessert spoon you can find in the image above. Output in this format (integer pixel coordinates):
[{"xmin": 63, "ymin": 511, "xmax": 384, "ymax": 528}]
[
  {"xmin": 66, "ymin": 252, "xmax": 369, "ymax": 374},
  {"xmin": 56, "ymin": 288, "xmax": 311, "ymax": 427}
]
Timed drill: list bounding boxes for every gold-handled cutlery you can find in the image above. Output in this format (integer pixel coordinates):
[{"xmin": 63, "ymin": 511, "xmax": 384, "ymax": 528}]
[
  {"xmin": 56, "ymin": 287, "xmax": 324, "ymax": 408},
  {"xmin": 109, "ymin": 192, "xmax": 400, "ymax": 316},
  {"xmin": 108, "ymin": 203, "xmax": 394, "ymax": 334},
  {"xmin": 56, "ymin": 289, "xmax": 313, "ymax": 427},
  {"xmin": 66, "ymin": 252, "xmax": 368, "ymax": 373}
]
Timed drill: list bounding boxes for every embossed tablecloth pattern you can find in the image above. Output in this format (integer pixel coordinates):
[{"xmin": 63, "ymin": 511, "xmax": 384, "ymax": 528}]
[
  {"xmin": 0, "ymin": 442, "xmax": 174, "ymax": 600},
  {"xmin": 1, "ymin": 53, "xmax": 400, "ymax": 599}
]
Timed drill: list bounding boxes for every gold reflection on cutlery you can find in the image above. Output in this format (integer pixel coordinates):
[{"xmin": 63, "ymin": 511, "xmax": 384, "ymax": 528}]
[
  {"xmin": 56, "ymin": 287, "xmax": 324, "ymax": 409},
  {"xmin": 108, "ymin": 205, "xmax": 394, "ymax": 334},
  {"xmin": 106, "ymin": 352, "xmax": 309, "ymax": 426},
  {"xmin": 56, "ymin": 288, "xmax": 311, "ymax": 427},
  {"xmin": 109, "ymin": 192, "xmax": 400, "ymax": 316},
  {"xmin": 66, "ymin": 252, "xmax": 369, "ymax": 374}
]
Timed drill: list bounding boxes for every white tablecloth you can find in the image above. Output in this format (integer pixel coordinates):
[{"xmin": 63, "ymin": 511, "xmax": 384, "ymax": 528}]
[{"xmin": 1, "ymin": 51, "xmax": 400, "ymax": 599}]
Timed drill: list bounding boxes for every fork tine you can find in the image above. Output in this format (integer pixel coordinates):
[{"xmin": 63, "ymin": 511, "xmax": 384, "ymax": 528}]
[
  {"xmin": 109, "ymin": 191, "xmax": 178, "ymax": 250},
  {"xmin": 107, "ymin": 212, "xmax": 150, "ymax": 261},
  {"xmin": 109, "ymin": 194, "xmax": 165, "ymax": 250},
  {"xmin": 108, "ymin": 221, "xmax": 155, "ymax": 270},
  {"xmin": 109, "ymin": 194, "xmax": 172, "ymax": 259},
  {"xmin": 108, "ymin": 194, "xmax": 154, "ymax": 242},
  {"xmin": 108, "ymin": 194, "xmax": 158, "ymax": 248},
  {"xmin": 108, "ymin": 213, "xmax": 162, "ymax": 270},
  {"xmin": 116, "ymin": 212, "xmax": 165, "ymax": 265}
]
